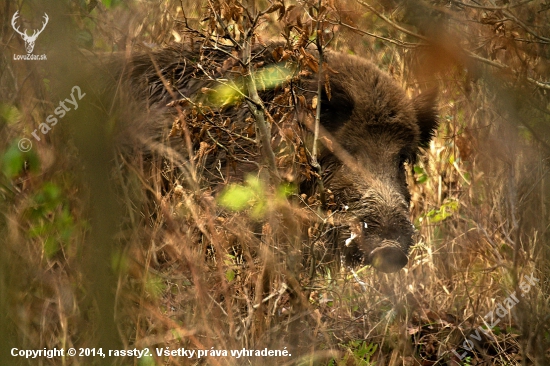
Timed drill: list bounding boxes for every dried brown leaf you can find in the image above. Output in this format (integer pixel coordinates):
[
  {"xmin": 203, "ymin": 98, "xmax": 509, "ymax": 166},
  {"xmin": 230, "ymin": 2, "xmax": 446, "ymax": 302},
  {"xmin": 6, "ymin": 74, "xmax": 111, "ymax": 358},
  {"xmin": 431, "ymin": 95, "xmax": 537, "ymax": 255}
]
[
  {"xmin": 324, "ymin": 72, "xmax": 331, "ymax": 101},
  {"xmin": 168, "ymin": 118, "xmax": 182, "ymax": 138}
]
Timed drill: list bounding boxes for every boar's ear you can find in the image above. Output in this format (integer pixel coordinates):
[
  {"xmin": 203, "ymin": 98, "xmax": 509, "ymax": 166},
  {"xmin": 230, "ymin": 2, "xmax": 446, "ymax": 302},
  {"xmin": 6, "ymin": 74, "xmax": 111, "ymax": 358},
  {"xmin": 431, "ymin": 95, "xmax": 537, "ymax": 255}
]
[
  {"xmin": 413, "ymin": 89, "xmax": 438, "ymax": 147},
  {"xmin": 319, "ymin": 81, "xmax": 355, "ymax": 133}
]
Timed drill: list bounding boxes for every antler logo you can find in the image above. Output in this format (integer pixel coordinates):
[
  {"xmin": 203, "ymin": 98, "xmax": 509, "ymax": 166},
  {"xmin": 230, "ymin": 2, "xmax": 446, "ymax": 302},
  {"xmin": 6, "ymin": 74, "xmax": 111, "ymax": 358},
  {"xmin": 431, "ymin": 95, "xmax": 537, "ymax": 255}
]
[{"xmin": 11, "ymin": 11, "xmax": 49, "ymax": 54}]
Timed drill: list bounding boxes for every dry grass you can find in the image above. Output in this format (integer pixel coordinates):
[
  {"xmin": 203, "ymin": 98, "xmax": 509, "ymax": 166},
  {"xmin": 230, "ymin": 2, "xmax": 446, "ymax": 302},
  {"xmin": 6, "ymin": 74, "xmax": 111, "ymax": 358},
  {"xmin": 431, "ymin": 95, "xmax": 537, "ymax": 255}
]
[{"xmin": 0, "ymin": 1, "xmax": 548, "ymax": 366}]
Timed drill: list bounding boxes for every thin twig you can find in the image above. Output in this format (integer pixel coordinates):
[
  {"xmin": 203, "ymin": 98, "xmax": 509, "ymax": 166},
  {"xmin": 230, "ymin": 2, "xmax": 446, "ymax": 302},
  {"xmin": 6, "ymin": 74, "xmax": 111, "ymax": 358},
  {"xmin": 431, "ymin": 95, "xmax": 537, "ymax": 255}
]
[
  {"xmin": 206, "ymin": 0, "xmax": 242, "ymax": 50},
  {"xmin": 356, "ymin": 0, "xmax": 430, "ymax": 42},
  {"xmin": 238, "ymin": 2, "xmax": 280, "ymax": 182},
  {"xmin": 451, "ymin": 0, "xmax": 534, "ymax": 11},
  {"xmin": 311, "ymin": 0, "xmax": 324, "ymax": 172},
  {"xmin": 335, "ymin": 20, "xmax": 424, "ymax": 48},
  {"xmin": 501, "ymin": 8, "xmax": 550, "ymax": 44}
]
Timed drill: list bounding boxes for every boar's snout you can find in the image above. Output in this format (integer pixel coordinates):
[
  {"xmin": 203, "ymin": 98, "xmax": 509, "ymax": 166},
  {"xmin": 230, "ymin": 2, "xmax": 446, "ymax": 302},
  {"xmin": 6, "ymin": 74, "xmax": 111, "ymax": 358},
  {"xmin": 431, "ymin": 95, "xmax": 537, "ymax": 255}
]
[
  {"xmin": 339, "ymin": 183, "xmax": 414, "ymax": 273},
  {"xmin": 368, "ymin": 240, "xmax": 408, "ymax": 273}
]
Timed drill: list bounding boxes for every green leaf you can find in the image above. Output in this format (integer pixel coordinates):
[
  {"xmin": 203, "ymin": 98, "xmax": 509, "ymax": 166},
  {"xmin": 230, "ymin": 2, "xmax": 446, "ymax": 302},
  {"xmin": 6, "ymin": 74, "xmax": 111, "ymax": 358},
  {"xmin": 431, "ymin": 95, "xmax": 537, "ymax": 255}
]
[
  {"xmin": 209, "ymin": 65, "xmax": 292, "ymax": 106},
  {"xmin": 218, "ymin": 175, "xmax": 266, "ymax": 213},
  {"xmin": 138, "ymin": 354, "xmax": 156, "ymax": 366},
  {"xmin": 145, "ymin": 275, "xmax": 165, "ymax": 298},
  {"xmin": 33, "ymin": 182, "xmax": 62, "ymax": 213},
  {"xmin": 218, "ymin": 184, "xmax": 255, "ymax": 211},
  {"xmin": 211, "ymin": 83, "xmax": 243, "ymax": 106},
  {"xmin": 2, "ymin": 140, "xmax": 40, "ymax": 178},
  {"xmin": 254, "ymin": 65, "xmax": 293, "ymax": 90},
  {"xmin": 245, "ymin": 175, "xmax": 263, "ymax": 194},
  {"xmin": 413, "ymin": 165, "xmax": 428, "ymax": 184},
  {"xmin": 416, "ymin": 174, "xmax": 428, "ymax": 184},
  {"xmin": 425, "ymin": 200, "xmax": 459, "ymax": 223},
  {"xmin": 276, "ymin": 182, "xmax": 296, "ymax": 200},
  {"xmin": 2, "ymin": 143, "xmax": 25, "ymax": 178},
  {"xmin": 225, "ymin": 269, "xmax": 235, "ymax": 282},
  {"xmin": 111, "ymin": 250, "xmax": 129, "ymax": 274},
  {"xmin": 43, "ymin": 237, "xmax": 60, "ymax": 258},
  {"xmin": 43, "ymin": 79, "xmax": 51, "ymax": 92},
  {"xmin": 0, "ymin": 104, "xmax": 21, "ymax": 124},
  {"xmin": 251, "ymin": 198, "xmax": 267, "ymax": 218},
  {"xmin": 25, "ymin": 183, "xmax": 76, "ymax": 258}
]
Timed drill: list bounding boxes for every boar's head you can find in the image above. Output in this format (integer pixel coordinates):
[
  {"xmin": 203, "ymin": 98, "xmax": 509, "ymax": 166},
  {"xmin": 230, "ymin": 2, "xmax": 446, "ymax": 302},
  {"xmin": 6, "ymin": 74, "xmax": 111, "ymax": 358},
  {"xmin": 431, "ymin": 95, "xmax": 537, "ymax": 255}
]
[{"xmin": 310, "ymin": 53, "xmax": 438, "ymax": 273}]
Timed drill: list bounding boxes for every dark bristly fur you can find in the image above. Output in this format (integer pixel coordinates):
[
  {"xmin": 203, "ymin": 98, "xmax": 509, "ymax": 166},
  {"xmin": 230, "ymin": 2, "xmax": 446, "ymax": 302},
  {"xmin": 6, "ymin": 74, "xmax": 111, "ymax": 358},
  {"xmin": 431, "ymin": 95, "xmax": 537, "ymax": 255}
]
[{"xmin": 118, "ymin": 42, "xmax": 438, "ymax": 273}]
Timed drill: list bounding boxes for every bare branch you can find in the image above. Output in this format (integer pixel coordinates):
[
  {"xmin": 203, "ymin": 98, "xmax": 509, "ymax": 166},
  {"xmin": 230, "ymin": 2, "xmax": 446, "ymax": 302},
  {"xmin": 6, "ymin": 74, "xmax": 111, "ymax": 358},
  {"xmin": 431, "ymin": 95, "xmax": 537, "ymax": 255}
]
[
  {"xmin": 526, "ymin": 78, "xmax": 550, "ymax": 91},
  {"xmin": 451, "ymin": 0, "xmax": 534, "ymax": 11},
  {"xmin": 466, "ymin": 50, "xmax": 550, "ymax": 90},
  {"xmin": 500, "ymin": 8, "xmax": 550, "ymax": 44},
  {"xmin": 355, "ymin": 0, "xmax": 550, "ymax": 92},
  {"xmin": 206, "ymin": 0, "xmax": 242, "ymax": 50},
  {"xmin": 455, "ymin": 0, "xmax": 550, "ymax": 44},
  {"xmin": 356, "ymin": 0, "xmax": 430, "ymax": 42},
  {"xmin": 334, "ymin": 19, "xmax": 424, "ymax": 48},
  {"xmin": 201, "ymin": 43, "xmax": 245, "ymax": 67},
  {"xmin": 311, "ymin": 0, "xmax": 324, "ymax": 172},
  {"xmin": 176, "ymin": 1, "xmax": 206, "ymax": 39},
  {"xmin": 242, "ymin": 38, "xmax": 280, "ymax": 181}
]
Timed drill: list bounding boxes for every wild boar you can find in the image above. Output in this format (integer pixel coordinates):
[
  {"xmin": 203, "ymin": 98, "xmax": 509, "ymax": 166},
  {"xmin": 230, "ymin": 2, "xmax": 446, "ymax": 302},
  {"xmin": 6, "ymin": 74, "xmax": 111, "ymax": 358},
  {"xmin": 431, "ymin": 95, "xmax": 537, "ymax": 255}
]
[{"xmin": 117, "ymin": 42, "xmax": 438, "ymax": 273}]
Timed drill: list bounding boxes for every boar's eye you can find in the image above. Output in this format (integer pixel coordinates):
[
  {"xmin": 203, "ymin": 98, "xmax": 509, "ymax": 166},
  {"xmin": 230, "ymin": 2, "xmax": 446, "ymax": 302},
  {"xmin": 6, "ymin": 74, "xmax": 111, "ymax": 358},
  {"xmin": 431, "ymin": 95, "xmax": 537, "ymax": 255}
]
[{"xmin": 398, "ymin": 152, "xmax": 410, "ymax": 167}]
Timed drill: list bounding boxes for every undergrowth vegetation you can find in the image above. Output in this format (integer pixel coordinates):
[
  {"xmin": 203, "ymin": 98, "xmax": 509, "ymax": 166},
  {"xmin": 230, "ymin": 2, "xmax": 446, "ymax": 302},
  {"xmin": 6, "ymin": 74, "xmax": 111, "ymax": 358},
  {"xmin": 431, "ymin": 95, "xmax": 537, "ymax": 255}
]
[{"xmin": 0, "ymin": 0, "xmax": 549, "ymax": 365}]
